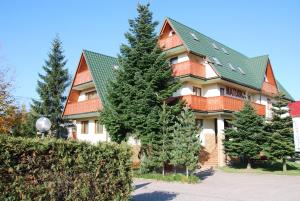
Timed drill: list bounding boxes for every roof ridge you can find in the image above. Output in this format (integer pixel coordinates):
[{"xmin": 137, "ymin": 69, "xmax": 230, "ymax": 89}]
[
  {"xmin": 250, "ymin": 54, "xmax": 269, "ymax": 59},
  {"xmin": 166, "ymin": 17, "xmax": 248, "ymax": 58},
  {"xmin": 83, "ymin": 49, "xmax": 117, "ymax": 60}
]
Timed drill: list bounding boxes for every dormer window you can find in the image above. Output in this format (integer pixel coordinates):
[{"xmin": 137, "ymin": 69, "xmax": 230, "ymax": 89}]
[{"xmin": 190, "ymin": 33, "xmax": 199, "ymax": 41}]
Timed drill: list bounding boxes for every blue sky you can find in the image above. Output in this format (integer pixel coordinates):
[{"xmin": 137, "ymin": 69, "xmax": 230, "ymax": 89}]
[{"xmin": 1, "ymin": 0, "xmax": 299, "ymax": 107}]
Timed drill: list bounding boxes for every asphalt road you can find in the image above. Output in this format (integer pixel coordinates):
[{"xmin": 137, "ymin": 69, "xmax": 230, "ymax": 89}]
[{"xmin": 132, "ymin": 169, "xmax": 300, "ymax": 201}]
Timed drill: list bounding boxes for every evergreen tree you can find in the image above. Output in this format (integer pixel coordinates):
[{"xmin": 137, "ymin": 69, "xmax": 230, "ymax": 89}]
[
  {"xmin": 100, "ymin": 4, "xmax": 181, "ymax": 146},
  {"xmin": 148, "ymin": 102, "xmax": 174, "ymax": 175},
  {"xmin": 31, "ymin": 36, "xmax": 70, "ymax": 138},
  {"xmin": 223, "ymin": 101, "xmax": 266, "ymax": 169},
  {"xmin": 264, "ymin": 93, "xmax": 294, "ymax": 171},
  {"xmin": 171, "ymin": 106, "xmax": 200, "ymax": 178}
]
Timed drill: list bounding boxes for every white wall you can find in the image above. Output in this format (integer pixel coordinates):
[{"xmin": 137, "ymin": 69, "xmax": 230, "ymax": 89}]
[
  {"xmin": 200, "ymin": 119, "xmax": 216, "ymax": 146},
  {"xmin": 293, "ymin": 117, "xmax": 300, "ymax": 152},
  {"xmin": 178, "ymin": 54, "xmax": 189, "ymax": 63},
  {"xmin": 78, "ymin": 91, "xmax": 86, "ymax": 102},
  {"xmin": 75, "ymin": 118, "xmax": 110, "ymax": 144},
  {"xmin": 205, "ymin": 63, "xmax": 218, "ymax": 78},
  {"xmin": 202, "ymin": 84, "xmax": 220, "ymax": 97},
  {"xmin": 70, "ymin": 118, "xmax": 140, "ymax": 145},
  {"xmin": 173, "ymin": 84, "xmax": 193, "ymax": 97}
]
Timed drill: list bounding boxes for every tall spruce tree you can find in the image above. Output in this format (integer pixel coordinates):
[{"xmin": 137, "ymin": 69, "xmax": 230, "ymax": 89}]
[
  {"xmin": 264, "ymin": 93, "xmax": 294, "ymax": 171},
  {"xmin": 223, "ymin": 101, "xmax": 266, "ymax": 169},
  {"xmin": 171, "ymin": 106, "xmax": 200, "ymax": 178},
  {"xmin": 31, "ymin": 36, "xmax": 70, "ymax": 138},
  {"xmin": 148, "ymin": 102, "xmax": 174, "ymax": 175},
  {"xmin": 100, "ymin": 4, "xmax": 181, "ymax": 147}
]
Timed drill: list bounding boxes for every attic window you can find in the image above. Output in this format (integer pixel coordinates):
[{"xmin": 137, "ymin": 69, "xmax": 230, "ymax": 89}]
[
  {"xmin": 222, "ymin": 47, "xmax": 229, "ymax": 55},
  {"xmin": 228, "ymin": 63, "xmax": 236, "ymax": 71},
  {"xmin": 113, "ymin": 65, "xmax": 119, "ymax": 70},
  {"xmin": 237, "ymin": 67, "xmax": 246, "ymax": 75},
  {"xmin": 212, "ymin": 57, "xmax": 222, "ymax": 66},
  {"xmin": 168, "ymin": 30, "xmax": 175, "ymax": 37},
  {"xmin": 190, "ymin": 33, "xmax": 199, "ymax": 41},
  {"xmin": 212, "ymin": 43, "xmax": 219, "ymax": 50}
]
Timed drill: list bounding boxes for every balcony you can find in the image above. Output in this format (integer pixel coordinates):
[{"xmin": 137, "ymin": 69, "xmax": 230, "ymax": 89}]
[
  {"xmin": 182, "ymin": 95, "xmax": 266, "ymax": 116},
  {"xmin": 159, "ymin": 35, "xmax": 183, "ymax": 50},
  {"xmin": 64, "ymin": 99, "xmax": 102, "ymax": 116},
  {"xmin": 172, "ymin": 61, "xmax": 205, "ymax": 78},
  {"xmin": 74, "ymin": 70, "xmax": 93, "ymax": 86}
]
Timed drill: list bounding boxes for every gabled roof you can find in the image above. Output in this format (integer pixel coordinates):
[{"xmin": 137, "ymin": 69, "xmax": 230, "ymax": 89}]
[
  {"xmin": 83, "ymin": 50, "xmax": 118, "ymax": 104},
  {"xmin": 165, "ymin": 17, "xmax": 293, "ymax": 100}
]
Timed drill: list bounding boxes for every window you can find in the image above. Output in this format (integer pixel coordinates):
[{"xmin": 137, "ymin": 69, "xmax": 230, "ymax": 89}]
[
  {"xmin": 190, "ymin": 32, "xmax": 199, "ymax": 41},
  {"xmin": 169, "ymin": 57, "xmax": 178, "ymax": 65},
  {"xmin": 212, "ymin": 43, "xmax": 219, "ymax": 50},
  {"xmin": 220, "ymin": 87, "xmax": 225, "ymax": 95},
  {"xmin": 264, "ymin": 74, "xmax": 269, "ymax": 82},
  {"xmin": 95, "ymin": 120, "xmax": 103, "ymax": 134},
  {"xmin": 237, "ymin": 67, "xmax": 245, "ymax": 75},
  {"xmin": 168, "ymin": 30, "xmax": 175, "ymax": 37},
  {"xmin": 86, "ymin": 90, "xmax": 97, "ymax": 100},
  {"xmin": 193, "ymin": 87, "xmax": 202, "ymax": 96},
  {"xmin": 222, "ymin": 47, "xmax": 229, "ymax": 55},
  {"xmin": 81, "ymin": 121, "xmax": 89, "ymax": 134},
  {"xmin": 196, "ymin": 119, "xmax": 204, "ymax": 129},
  {"xmin": 212, "ymin": 57, "xmax": 222, "ymax": 66},
  {"xmin": 228, "ymin": 63, "xmax": 236, "ymax": 71}
]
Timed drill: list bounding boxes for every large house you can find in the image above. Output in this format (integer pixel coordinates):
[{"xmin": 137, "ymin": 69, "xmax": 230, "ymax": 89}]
[{"xmin": 62, "ymin": 18, "xmax": 293, "ymax": 167}]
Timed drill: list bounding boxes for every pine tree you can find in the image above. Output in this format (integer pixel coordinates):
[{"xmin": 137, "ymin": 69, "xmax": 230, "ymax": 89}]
[
  {"xmin": 223, "ymin": 101, "xmax": 266, "ymax": 169},
  {"xmin": 31, "ymin": 36, "xmax": 70, "ymax": 138},
  {"xmin": 171, "ymin": 106, "xmax": 200, "ymax": 178},
  {"xmin": 264, "ymin": 93, "xmax": 294, "ymax": 171},
  {"xmin": 148, "ymin": 102, "xmax": 174, "ymax": 175},
  {"xmin": 100, "ymin": 4, "xmax": 181, "ymax": 146}
]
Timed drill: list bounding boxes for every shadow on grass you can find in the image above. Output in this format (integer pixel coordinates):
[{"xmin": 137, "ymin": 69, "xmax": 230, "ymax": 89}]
[
  {"xmin": 195, "ymin": 167, "xmax": 215, "ymax": 180},
  {"xmin": 134, "ymin": 182, "xmax": 151, "ymax": 190},
  {"xmin": 133, "ymin": 191, "xmax": 177, "ymax": 201},
  {"xmin": 228, "ymin": 161, "xmax": 300, "ymax": 172}
]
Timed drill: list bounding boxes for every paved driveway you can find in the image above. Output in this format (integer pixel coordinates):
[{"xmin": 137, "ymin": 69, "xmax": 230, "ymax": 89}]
[{"xmin": 132, "ymin": 169, "xmax": 300, "ymax": 201}]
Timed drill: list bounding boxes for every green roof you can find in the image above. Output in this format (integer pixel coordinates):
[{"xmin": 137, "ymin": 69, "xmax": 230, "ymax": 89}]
[
  {"xmin": 166, "ymin": 17, "xmax": 293, "ymax": 100},
  {"xmin": 83, "ymin": 50, "xmax": 118, "ymax": 104}
]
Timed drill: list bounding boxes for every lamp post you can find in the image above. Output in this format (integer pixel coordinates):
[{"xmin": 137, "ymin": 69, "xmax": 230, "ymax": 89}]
[{"xmin": 36, "ymin": 117, "xmax": 51, "ymax": 139}]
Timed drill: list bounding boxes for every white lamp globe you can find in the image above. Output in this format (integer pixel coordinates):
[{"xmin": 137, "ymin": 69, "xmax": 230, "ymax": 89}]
[{"xmin": 36, "ymin": 117, "xmax": 52, "ymax": 133}]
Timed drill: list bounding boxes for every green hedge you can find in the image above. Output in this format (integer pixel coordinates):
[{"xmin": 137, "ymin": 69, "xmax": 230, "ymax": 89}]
[{"xmin": 0, "ymin": 136, "xmax": 132, "ymax": 200}]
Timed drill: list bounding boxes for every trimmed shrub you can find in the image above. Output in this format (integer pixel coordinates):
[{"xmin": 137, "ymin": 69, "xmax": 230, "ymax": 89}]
[{"xmin": 0, "ymin": 136, "xmax": 132, "ymax": 200}]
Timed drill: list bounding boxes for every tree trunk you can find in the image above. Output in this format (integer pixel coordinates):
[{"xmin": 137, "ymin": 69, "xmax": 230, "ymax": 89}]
[
  {"xmin": 246, "ymin": 158, "xmax": 252, "ymax": 169},
  {"xmin": 283, "ymin": 157, "xmax": 287, "ymax": 172},
  {"xmin": 174, "ymin": 166, "xmax": 177, "ymax": 174},
  {"xmin": 162, "ymin": 165, "xmax": 165, "ymax": 176},
  {"xmin": 186, "ymin": 167, "xmax": 189, "ymax": 178}
]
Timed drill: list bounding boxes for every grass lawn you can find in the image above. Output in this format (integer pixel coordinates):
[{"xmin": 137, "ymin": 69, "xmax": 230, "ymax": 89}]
[
  {"xmin": 219, "ymin": 161, "xmax": 300, "ymax": 176},
  {"xmin": 133, "ymin": 171, "xmax": 200, "ymax": 183}
]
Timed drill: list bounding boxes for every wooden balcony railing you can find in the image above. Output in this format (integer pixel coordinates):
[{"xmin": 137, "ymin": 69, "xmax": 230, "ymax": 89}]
[
  {"xmin": 159, "ymin": 35, "xmax": 183, "ymax": 50},
  {"xmin": 74, "ymin": 70, "xmax": 93, "ymax": 86},
  {"xmin": 64, "ymin": 99, "xmax": 102, "ymax": 116},
  {"xmin": 172, "ymin": 61, "xmax": 205, "ymax": 78},
  {"xmin": 262, "ymin": 82, "xmax": 278, "ymax": 96},
  {"xmin": 182, "ymin": 95, "xmax": 266, "ymax": 116}
]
